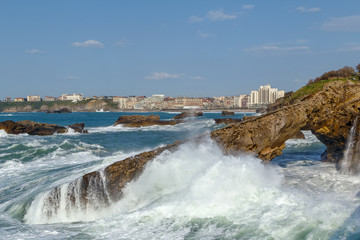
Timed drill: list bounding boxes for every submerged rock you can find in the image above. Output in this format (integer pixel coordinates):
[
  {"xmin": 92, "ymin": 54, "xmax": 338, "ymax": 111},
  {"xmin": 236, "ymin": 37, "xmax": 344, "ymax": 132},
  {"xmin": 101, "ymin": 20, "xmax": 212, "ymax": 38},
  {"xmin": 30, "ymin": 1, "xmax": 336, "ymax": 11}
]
[
  {"xmin": 46, "ymin": 108, "xmax": 72, "ymax": 113},
  {"xmin": 221, "ymin": 111, "xmax": 235, "ymax": 116},
  {"xmin": 214, "ymin": 118, "xmax": 242, "ymax": 125},
  {"xmin": 114, "ymin": 114, "xmax": 179, "ymax": 127},
  {"xmin": 173, "ymin": 111, "xmax": 203, "ymax": 120},
  {"xmin": 0, "ymin": 120, "xmax": 87, "ymax": 135}
]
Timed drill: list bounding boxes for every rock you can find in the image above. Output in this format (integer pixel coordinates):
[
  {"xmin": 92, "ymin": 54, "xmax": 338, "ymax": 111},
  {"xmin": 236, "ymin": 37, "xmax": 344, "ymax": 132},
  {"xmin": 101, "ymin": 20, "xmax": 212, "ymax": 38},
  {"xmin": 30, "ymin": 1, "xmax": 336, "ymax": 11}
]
[
  {"xmin": 68, "ymin": 123, "xmax": 88, "ymax": 133},
  {"xmin": 114, "ymin": 114, "xmax": 179, "ymax": 127},
  {"xmin": 46, "ymin": 108, "xmax": 72, "ymax": 113},
  {"xmin": 0, "ymin": 120, "xmax": 87, "ymax": 135},
  {"xmin": 211, "ymin": 80, "xmax": 360, "ymax": 164},
  {"xmin": 173, "ymin": 111, "xmax": 203, "ymax": 120},
  {"xmin": 290, "ymin": 130, "xmax": 305, "ymax": 139},
  {"xmin": 43, "ymin": 140, "xmax": 184, "ymax": 211},
  {"xmin": 221, "ymin": 111, "xmax": 235, "ymax": 116},
  {"xmin": 214, "ymin": 118, "xmax": 242, "ymax": 125}
]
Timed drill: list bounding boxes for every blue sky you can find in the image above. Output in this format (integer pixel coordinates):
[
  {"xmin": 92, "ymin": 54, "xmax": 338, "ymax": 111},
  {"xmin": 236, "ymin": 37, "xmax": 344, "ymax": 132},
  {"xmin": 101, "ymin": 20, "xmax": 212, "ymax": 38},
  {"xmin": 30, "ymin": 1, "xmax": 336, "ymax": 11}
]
[{"xmin": 1, "ymin": 0, "xmax": 360, "ymax": 99}]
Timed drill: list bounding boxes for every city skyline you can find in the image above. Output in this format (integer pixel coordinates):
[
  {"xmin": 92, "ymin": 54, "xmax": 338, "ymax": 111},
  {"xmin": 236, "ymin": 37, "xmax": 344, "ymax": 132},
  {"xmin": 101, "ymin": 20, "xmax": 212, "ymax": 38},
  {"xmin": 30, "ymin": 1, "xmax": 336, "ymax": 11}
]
[{"xmin": 1, "ymin": 1, "xmax": 360, "ymax": 99}]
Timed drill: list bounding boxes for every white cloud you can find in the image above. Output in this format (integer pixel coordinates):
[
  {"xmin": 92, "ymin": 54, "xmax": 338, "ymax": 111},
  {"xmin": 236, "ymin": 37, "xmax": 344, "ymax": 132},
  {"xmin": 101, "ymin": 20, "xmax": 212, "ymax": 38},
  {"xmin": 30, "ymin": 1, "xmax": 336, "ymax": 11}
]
[
  {"xmin": 115, "ymin": 39, "xmax": 130, "ymax": 47},
  {"xmin": 336, "ymin": 43, "xmax": 360, "ymax": 52},
  {"xmin": 296, "ymin": 6, "xmax": 320, "ymax": 13},
  {"xmin": 242, "ymin": 5, "xmax": 255, "ymax": 10},
  {"xmin": 188, "ymin": 16, "xmax": 204, "ymax": 23},
  {"xmin": 145, "ymin": 72, "xmax": 181, "ymax": 80},
  {"xmin": 198, "ymin": 31, "xmax": 210, "ymax": 38},
  {"xmin": 191, "ymin": 76, "xmax": 205, "ymax": 80},
  {"xmin": 244, "ymin": 44, "xmax": 311, "ymax": 54},
  {"xmin": 206, "ymin": 9, "xmax": 237, "ymax": 21},
  {"xmin": 72, "ymin": 40, "xmax": 104, "ymax": 48},
  {"xmin": 25, "ymin": 49, "xmax": 44, "ymax": 54},
  {"xmin": 322, "ymin": 15, "xmax": 360, "ymax": 32}
]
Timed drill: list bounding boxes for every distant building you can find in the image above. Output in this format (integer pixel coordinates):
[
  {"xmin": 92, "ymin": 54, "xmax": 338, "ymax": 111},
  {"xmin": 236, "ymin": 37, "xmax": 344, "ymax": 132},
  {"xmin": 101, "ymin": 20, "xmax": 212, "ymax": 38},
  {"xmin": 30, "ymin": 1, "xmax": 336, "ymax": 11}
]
[
  {"xmin": 4, "ymin": 97, "xmax": 12, "ymax": 102},
  {"xmin": 113, "ymin": 96, "xmax": 128, "ymax": 109},
  {"xmin": 249, "ymin": 84, "xmax": 284, "ymax": 107},
  {"xmin": 61, "ymin": 93, "xmax": 83, "ymax": 102},
  {"xmin": 27, "ymin": 95, "xmax": 41, "ymax": 102},
  {"xmin": 14, "ymin": 98, "xmax": 26, "ymax": 102},
  {"xmin": 43, "ymin": 96, "xmax": 56, "ymax": 101},
  {"xmin": 234, "ymin": 95, "xmax": 250, "ymax": 108}
]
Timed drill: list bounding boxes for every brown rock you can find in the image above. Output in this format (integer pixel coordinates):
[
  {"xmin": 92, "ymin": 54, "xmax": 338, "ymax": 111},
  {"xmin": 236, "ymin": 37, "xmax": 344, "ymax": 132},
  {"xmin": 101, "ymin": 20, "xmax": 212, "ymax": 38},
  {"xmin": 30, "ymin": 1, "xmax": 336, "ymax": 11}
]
[
  {"xmin": 214, "ymin": 118, "xmax": 242, "ymax": 125},
  {"xmin": 46, "ymin": 108, "xmax": 72, "ymax": 113},
  {"xmin": 290, "ymin": 130, "xmax": 305, "ymax": 139},
  {"xmin": 114, "ymin": 114, "xmax": 179, "ymax": 127},
  {"xmin": 211, "ymin": 80, "xmax": 360, "ymax": 164},
  {"xmin": 173, "ymin": 111, "xmax": 203, "ymax": 120},
  {"xmin": 221, "ymin": 111, "xmax": 235, "ymax": 116},
  {"xmin": 0, "ymin": 120, "xmax": 87, "ymax": 135}
]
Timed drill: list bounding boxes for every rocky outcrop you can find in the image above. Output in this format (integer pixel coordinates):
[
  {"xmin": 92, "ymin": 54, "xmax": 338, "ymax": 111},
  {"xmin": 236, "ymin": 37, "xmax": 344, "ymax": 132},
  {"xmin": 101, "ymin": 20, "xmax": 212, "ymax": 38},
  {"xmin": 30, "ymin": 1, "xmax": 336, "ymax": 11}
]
[
  {"xmin": 0, "ymin": 120, "xmax": 88, "ymax": 135},
  {"xmin": 211, "ymin": 80, "xmax": 360, "ymax": 164},
  {"xmin": 43, "ymin": 141, "xmax": 184, "ymax": 212},
  {"xmin": 36, "ymin": 80, "xmax": 360, "ymax": 213},
  {"xmin": 214, "ymin": 118, "xmax": 242, "ymax": 125},
  {"xmin": 46, "ymin": 108, "xmax": 72, "ymax": 113},
  {"xmin": 221, "ymin": 111, "xmax": 235, "ymax": 116},
  {"xmin": 173, "ymin": 111, "xmax": 203, "ymax": 120},
  {"xmin": 114, "ymin": 114, "xmax": 179, "ymax": 127}
]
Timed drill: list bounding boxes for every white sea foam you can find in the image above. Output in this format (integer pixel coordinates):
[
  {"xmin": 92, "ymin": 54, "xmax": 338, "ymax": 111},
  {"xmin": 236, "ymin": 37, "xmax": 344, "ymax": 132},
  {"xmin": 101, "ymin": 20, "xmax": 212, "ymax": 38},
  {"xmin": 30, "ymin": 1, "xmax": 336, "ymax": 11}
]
[
  {"xmin": 24, "ymin": 137, "xmax": 360, "ymax": 239},
  {"xmin": 88, "ymin": 119, "xmax": 215, "ymax": 133},
  {"xmin": 0, "ymin": 130, "xmax": 8, "ymax": 137}
]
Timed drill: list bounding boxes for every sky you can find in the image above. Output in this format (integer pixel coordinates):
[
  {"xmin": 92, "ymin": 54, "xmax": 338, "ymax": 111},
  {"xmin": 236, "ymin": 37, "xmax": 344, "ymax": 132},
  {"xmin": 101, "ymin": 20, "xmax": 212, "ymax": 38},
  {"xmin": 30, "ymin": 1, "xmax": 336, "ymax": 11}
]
[{"xmin": 1, "ymin": 0, "xmax": 360, "ymax": 99}]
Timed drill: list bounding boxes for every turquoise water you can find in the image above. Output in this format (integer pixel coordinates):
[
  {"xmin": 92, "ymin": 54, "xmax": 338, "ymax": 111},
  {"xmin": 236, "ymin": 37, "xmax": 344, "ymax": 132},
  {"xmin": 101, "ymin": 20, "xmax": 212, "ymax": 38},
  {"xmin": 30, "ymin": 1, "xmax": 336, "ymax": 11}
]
[{"xmin": 0, "ymin": 112, "xmax": 359, "ymax": 239}]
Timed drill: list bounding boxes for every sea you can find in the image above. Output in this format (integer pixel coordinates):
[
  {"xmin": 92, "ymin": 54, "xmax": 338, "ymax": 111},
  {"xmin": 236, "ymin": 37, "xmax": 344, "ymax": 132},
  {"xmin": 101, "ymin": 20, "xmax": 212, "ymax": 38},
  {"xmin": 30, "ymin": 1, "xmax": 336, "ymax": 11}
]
[{"xmin": 0, "ymin": 111, "xmax": 359, "ymax": 240}]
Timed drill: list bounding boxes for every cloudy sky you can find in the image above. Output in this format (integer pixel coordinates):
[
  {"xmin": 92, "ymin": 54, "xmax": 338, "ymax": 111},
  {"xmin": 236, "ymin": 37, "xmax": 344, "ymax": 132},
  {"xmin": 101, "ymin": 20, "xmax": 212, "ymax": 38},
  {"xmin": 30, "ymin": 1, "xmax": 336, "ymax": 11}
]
[{"xmin": 1, "ymin": 0, "xmax": 360, "ymax": 99}]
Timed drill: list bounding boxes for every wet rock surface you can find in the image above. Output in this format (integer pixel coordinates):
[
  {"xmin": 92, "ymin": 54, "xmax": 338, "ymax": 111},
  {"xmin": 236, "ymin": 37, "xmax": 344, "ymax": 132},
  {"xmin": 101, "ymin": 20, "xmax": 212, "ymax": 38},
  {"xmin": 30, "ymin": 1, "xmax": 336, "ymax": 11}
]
[
  {"xmin": 0, "ymin": 120, "xmax": 87, "ymax": 135},
  {"xmin": 214, "ymin": 118, "xmax": 242, "ymax": 125},
  {"xmin": 211, "ymin": 80, "xmax": 360, "ymax": 164},
  {"xmin": 173, "ymin": 111, "xmax": 203, "ymax": 120},
  {"xmin": 113, "ymin": 114, "xmax": 179, "ymax": 127},
  {"xmin": 221, "ymin": 111, "xmax": 235, "ymax": 116}
]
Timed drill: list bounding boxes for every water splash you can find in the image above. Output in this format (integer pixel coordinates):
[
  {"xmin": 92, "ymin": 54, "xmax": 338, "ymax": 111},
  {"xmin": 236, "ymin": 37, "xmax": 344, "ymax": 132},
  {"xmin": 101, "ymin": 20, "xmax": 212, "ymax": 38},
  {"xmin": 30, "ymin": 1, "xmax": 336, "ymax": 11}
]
[
  {"xmin": 24, "ymin": 169, "xmax": 112, "ymax": 224},
  {"xmin": 341, "ymin": 116, "xmax": 360, "ymax": 174}
]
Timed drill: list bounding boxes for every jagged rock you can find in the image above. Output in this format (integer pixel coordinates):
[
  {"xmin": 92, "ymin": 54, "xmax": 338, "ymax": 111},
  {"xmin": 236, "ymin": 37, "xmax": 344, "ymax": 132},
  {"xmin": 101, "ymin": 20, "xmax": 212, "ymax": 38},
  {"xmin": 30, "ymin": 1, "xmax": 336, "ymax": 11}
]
[
  {"xmin": 38, "ymin": 80, "xmax": 360, "ymax": 212},
  {"xmin": 214, "ymin": 118, "xmax": 242, "ymax": 125},
  {"xmin": 221, "ymin": 111, "xmax": 235, "ymax": 116},
  {"xmin": 114, "ymin": 114, "xmax": 178, "ymax": 127},
  {"xmin": 290, "ymin": 130, "xmax": 305, "ymax": 139},
  {"xmin": 211, "ymin": 80, "xmax": 360, "ymax": 164},
  {"xmin": 173, "ymin": 111, "xmax": 203, "ymax": 120},
  {"xmin": 68, "ymin": 123, "xmax": 88, "ymax": 133},
  {"xmin": 46, "ymin": 108, "xmax": 72, "ymax": 113},
  {"xmin": 0, "ymin": 120, "xmax": 87, "ymax": 135}
]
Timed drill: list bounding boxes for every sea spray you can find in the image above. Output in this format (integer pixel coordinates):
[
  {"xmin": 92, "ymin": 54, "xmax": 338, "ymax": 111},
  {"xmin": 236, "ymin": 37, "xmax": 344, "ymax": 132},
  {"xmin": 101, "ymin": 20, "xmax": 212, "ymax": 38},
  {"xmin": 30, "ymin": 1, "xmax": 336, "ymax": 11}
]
[
  {"xmin": 25, "ymin": 138, "xmax": 284, "ymax": 224},
  {"xmin": 25, "ymin": 170, "xmax": 113, "ymax": 224},
  {"xmin": 341, "ymin": 116, "xmax": 360, "ymax": 174}
]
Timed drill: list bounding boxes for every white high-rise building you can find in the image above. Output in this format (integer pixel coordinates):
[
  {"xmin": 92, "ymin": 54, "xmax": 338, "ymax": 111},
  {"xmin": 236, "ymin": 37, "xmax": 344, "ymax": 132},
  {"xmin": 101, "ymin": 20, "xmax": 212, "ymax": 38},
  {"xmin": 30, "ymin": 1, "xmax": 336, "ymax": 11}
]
[{"xmin": 249, "ymin": 84, "xmax": 284, "ymax": 107}]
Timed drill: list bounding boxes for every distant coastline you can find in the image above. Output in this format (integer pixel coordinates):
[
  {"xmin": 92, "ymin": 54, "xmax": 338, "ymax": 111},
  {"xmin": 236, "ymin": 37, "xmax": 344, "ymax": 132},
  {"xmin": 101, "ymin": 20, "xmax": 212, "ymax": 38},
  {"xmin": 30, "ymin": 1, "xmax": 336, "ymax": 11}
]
[{"xmin": 0, "ymin": 100, "xmax": 256, "ymax": 113}]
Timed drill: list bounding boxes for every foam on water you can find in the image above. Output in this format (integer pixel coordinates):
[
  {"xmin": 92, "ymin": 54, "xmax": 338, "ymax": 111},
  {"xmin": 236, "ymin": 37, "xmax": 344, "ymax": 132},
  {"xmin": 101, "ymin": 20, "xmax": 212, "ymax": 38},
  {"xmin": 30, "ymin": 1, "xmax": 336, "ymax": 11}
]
[
  {"xmin": 23, "ymin": 137, "xmax": 360, "ymax": 239},
  {"xmin": 0, "ymin": 130, "xmax": 8, "ymax": 137},
  {"xmin": 88, "ymin": 119, "xmax": 215, "ymax": 133}
]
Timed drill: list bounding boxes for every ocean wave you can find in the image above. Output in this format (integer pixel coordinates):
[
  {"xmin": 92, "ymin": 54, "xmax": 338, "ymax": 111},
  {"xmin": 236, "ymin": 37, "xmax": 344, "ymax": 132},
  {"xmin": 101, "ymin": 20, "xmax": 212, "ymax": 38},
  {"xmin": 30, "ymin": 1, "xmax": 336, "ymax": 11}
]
[
  {"xmin": 0, "ymin": 130, "xmax": 8, "ymax": 137},
  {"xmin": 23, "ymin": 138, "xmax": 360, "ymax": 239},
  {"xmin": 88, "ymin": 119, "xmax": 216, "ymax": 133}
]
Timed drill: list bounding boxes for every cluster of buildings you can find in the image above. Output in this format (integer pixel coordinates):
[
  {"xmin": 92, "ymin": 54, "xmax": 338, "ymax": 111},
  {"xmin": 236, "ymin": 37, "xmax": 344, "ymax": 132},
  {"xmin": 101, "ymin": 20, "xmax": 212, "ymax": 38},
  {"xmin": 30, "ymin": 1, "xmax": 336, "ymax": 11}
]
[
  {"xmin": 4, "ymin": 94, "xmax": 85, "ymax": 103},
  {"xmin": 2, "ymin": 84, "xmax": 285, "ymax": 110}
]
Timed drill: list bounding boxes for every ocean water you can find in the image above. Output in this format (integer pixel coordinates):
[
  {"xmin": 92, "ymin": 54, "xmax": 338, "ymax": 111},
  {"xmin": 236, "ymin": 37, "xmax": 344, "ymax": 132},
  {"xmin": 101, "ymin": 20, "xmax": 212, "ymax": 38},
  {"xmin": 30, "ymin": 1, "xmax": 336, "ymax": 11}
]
[{"xmin": 0, "ymin": 112, "xmax": 360, "ymax": 239}]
